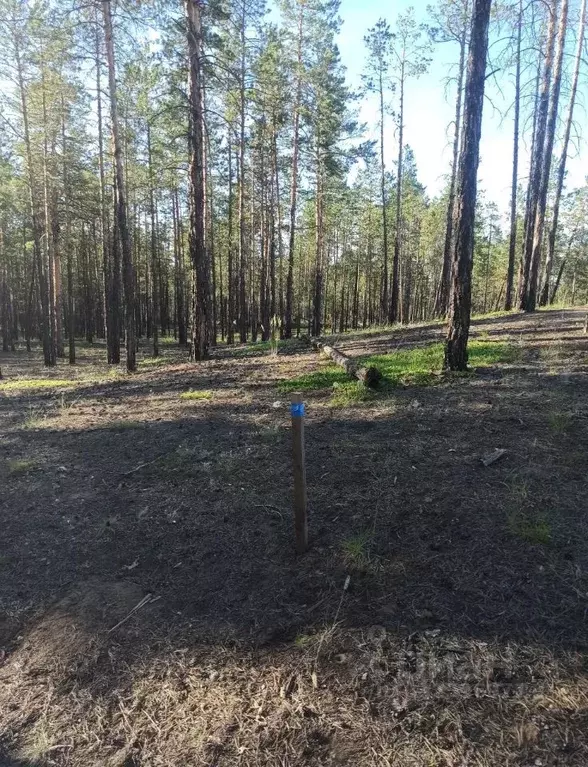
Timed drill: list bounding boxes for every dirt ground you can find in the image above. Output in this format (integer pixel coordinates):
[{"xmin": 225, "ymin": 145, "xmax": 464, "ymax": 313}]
[{"xmin": 1, "ymin": 308, "xmax": 588, "ymax": 766}]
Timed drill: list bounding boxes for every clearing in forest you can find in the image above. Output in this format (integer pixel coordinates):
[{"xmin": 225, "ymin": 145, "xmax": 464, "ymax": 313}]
[{"xmin": 1, "ymin": 309, "xmax": 588, "ymax": 766}]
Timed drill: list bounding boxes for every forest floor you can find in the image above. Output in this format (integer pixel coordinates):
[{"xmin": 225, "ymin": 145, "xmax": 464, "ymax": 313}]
[{"xmin": 1, "ymin": 308, "xmax": 588, "ymax": 766}]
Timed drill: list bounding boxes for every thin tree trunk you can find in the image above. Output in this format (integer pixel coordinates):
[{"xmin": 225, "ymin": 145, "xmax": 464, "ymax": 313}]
[
  {"xmin": 285, "ymin": 3, "xmax": 303, "ymax": 338},
  {"xmin": 518, "ymin": 0, "xmax": 558, "ymax": 310},
  {"xmin": 147, "ymin": 124, "xmax": 159, "ymax": 356},
  {"xmin": 445, "ymin": 0, "xmax": 492, "ymax": 370},
  {"xmin": 379, "ymin": 68, "xmax": 389, "ymax": 322},
  {"xmin": 102, "ymin": 0, "xmax": 136, "ymax": 371},
  {"xmin": 527, "ymin": 0, "xmax": 568, "ymax": 310},
  {"xmin": 185, "ymin": 0, "xmax": 210, "ymax": 361},
  {"xmin": 435, "ymin": 3, "xmax": 468, "ymax": 317},
  {"xmin": 505, "ymin": 0, "xmax": 522, "ymax": 310},
  {"xmin": 390, "ymin": 62, "xmax": 404, "ymax": 323},
  {"xmin": 540, "ymin": 0, "xmax": 585, "ymax": 305}
]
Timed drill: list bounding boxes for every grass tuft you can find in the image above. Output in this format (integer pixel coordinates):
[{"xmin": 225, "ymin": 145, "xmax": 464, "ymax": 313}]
[
  {"xmin": 508, "ymin": 512, "xmax": 551, "ymax": 545},
  {"xmin": 7, "ymin": 458, "xmax": 37, "ymax": 476},
  {"xmin": 330, "ymin": 381, "xmax": 376, "ymax": 407},
  {"xmin": 341, "ymin": 531, "xmax": 376, "ymax": 571},
  {"xmin": 547, "ymin": 411, "xmax": 572, "ymax": 434},
  {"xmin": 180, "ymin": 389, "xmax": 213, "ymax": 401},
  {"xmin": 140, "ymin": 356, "xmax": 170, "ymax": 368},
  {"xmin": 0, "ymin": 379, "xmax": 73, "ymax": 391},
  {"xmin": 277, "ymin": 365, "xmax": 348, "ymax": 393}
]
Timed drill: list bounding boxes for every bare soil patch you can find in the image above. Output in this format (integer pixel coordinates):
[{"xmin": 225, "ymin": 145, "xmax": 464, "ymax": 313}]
[{"xmin": 1, "ymin": 309, "xmax": 588, "ymax": 766}]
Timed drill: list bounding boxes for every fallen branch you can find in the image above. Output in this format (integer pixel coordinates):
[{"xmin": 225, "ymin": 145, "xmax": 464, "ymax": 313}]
[{"xmin": 310, "ymin": 339, "xmax": 381, "ymax": 388}]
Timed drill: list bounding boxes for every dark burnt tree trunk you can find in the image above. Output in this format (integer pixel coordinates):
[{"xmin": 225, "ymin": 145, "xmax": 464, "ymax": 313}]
[{"xmin": 445, "ymin": 0, "xmax": 491, "ymax": 371}]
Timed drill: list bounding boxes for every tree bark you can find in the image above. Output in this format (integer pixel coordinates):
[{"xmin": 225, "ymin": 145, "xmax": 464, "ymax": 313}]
[
  {"xmin": 390, "ymin": 62, "xmax": 404, "ymax": 324},
  {"xmin": 527, "ymin": 0, "xmax": 568, "ymax": 310},
  {"xmin": 505, "ymin": 0, "xmax": 522, "ymax": 310},
  {"xmin": 147, "ymin": 123, "xmax": 159, "ymax": 356},
  {"xmin": 379, "ymin": 67, "xmax": 389, "ymax": 322},
  {"xmin": 285, "ymin": 3, "xmax": 304, "ymax": 339},
  {"xmin": 540, "ymin": 0, "xmax": 585, "ymax": 305},
  {"xmin": 435, "ymin": 4, "xmax": 468, "ymax": 318},
  {"xmin": 14, "ymin": 35, "xmax": 53, "ymax": 366},
  {"xmin": 445, "ymin": 0, "xmax": 491, "ymax": 371},
  {"xmin": 518, "ymin": 0, "xmax": 558, "ymax": 310},
  {"xmin": 185, "ymin": 0, "xmax": 210, "ymax": 361},
  {"xmin": 102, "ymin": 0, "xmax": 136, "ymax": 371}
]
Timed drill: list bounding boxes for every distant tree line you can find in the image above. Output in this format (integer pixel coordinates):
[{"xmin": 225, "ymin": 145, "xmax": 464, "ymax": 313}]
[{"xmin": 0, "ymin": 0, "xmax": 586, "ymax": 371}]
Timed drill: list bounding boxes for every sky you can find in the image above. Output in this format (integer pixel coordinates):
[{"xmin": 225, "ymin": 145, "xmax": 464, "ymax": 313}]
[{"xmin": 335, "ymin": 0, "xmax": 587, "ymax": 216}]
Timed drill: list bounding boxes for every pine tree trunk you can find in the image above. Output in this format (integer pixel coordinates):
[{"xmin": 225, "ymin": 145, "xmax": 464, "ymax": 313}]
[
  {"xmin": 540, "ymin": 0, "xmax": 585, "ymax": 305},
  {"xmin": 102, "ymin": 0, "xmax": 136, "ymax": 371},
  {"xmin": 147, "ymin": 124, "xmax": 159, "ymax": 357},
  {"xmin": 238, "ymin": 7, "xmax": 247, "ymax": 343},
  {"xmin": 527, "ymin": 0, "xmax": 568, "ymax": 310},
  {"xmin": 185, "ymin": 0, "xmax": 210, "ymax": 361},
  {"xmin": 15, "ymin": 39, "xmax": 52, "ymax": 366},
  {"xmin": 379, "ymin": 69, "xmax": 389, "ymax": 322},
  {"xmin": 390, "ymin": 64, "xmax": 404, "ymax": 323},
  {"xmin": 445, "ymin": 0, "xmax": 492, "ymax": 371},
  {"xmin": 518, "ymin": 0, "xmax": 558, "ymax": 310},
  {"xmin": 285, "ymin": 3, "xmax": 303, "ymax": 339},
  {"xmin": 505, "ymin": 0, "xmax": 522, "ymax": 310},
  {"xmin": 95, "ymin": 14, "xmax": 118, "ymax": 363},
  {"xmin": 435, "ymin": 5, "xmax": 468, "ymax": 318}
]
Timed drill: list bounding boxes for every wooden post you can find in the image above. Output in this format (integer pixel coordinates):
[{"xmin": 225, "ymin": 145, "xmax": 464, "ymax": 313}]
[{"xmin": 291, "ymin": 393, "xmax": 308, "ymax": 553}]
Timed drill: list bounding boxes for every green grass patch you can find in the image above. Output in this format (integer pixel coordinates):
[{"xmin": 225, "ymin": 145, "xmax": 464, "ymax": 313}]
[
  {"xmin": 508, "ymin": 512, "xmax": 551, "ymax": 545},
  {"xmin": 139, "ymin": 356, "xmax": 169, "ymax": 368},
  {"xmin": 471, "ymin": 309, "xmax": 517, "ymax": 322},
  {"xmin": 180, "ymin": 389, "xmax": 213, "ymax": 401},
  {"xmin": 330, "ymin": 381, "xmax": 376, "ymax": 407},
  {"xmin": 277, "ymin": 365, "xmax": 348, "ymax": 393},
  {"xmin": 111, "ymin": 420, "xmax": 145, "ymax": 431},
  {"xmin": 7, "ymin": 458, "xmax": 38, "ymax": 476},
  {"xmin": 278, "ymin": 340, "xmax": 519, "ymax": 396},
  {"xmin": 0, "ymin": 379, "xmax": 73, "ymax": 391},
  {"xmin": 547, "ymin": 410, "xmax": 572, "ymax": 434},
  {"xmin": 361, "ymin": 340, "xmax": 519, "ymax": 387},
  {"xmin": 229, "ymin": 340, "xmax": 272, "ymax": 358}
]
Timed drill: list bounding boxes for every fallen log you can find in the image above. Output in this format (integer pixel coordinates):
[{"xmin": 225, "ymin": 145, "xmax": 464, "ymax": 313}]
[{"xmin": 311, "ymin": 339, "xmax": 382, "ymax": 388}]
